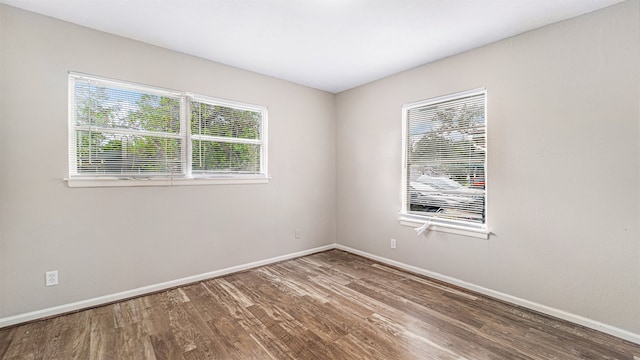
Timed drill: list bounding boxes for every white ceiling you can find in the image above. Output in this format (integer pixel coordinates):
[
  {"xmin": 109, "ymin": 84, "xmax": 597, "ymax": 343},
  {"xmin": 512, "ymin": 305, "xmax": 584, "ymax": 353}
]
[{"xmin": 1, "ymin": 0, "xmax": 625, "ymax": 93}]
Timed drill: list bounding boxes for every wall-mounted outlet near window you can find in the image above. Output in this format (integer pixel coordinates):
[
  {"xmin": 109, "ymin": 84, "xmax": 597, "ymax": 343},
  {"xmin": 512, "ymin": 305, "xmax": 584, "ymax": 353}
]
[
  {"xmin": 45, "ymin": 270, "xmax": 58, "ymax": 286},
  {"xmin": 390, "ymin": 239, "xmax": 397, "ymax": 249}
]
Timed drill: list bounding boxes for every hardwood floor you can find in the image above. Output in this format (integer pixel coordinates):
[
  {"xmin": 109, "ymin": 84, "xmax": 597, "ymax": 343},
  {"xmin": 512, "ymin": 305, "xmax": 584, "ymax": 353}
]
[{"xmin": 1, "ymin": 250, "xmax": 639, "ymax": 359}]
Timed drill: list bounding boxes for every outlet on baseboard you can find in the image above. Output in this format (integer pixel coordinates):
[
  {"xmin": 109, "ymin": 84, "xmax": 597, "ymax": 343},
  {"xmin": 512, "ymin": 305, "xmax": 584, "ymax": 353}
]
[
  {"xmin": 45, "ymin": 271, "xmax": 58, "ymax": 286},
  {"xmin": 390, "ymin": 238, "xmax": 397, "ymax": 249}
]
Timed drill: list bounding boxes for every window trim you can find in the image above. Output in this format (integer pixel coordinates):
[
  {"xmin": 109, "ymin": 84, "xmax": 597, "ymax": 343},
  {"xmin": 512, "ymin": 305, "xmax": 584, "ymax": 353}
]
[
  {"xmin": 400, "ymin": 87, "xmax": 488, "ymax": 237},
  {"xmin": 66, "ymin": 72, "xmax": 269, "ymax": 187},
  {"xmin": 64, "ymin": 176, "xmax": 270, "ymax": 188},
  {"xmin": 398, "ymin": 215, "xmax": 490, "ymax": 240}
]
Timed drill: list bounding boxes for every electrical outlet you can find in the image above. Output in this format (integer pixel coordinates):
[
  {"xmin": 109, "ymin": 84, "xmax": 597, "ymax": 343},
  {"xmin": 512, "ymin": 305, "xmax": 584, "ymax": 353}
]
[
  {"xmin": 390, "ymin": 238, "xmax": 397, "ymax": 249},
  {"xmin": 295, "ymin": 229, "xmax": 301, "ymax": 239},
  {"xmin": 45, "ymin": 271, "xmax": 58, "ymax": 286}
]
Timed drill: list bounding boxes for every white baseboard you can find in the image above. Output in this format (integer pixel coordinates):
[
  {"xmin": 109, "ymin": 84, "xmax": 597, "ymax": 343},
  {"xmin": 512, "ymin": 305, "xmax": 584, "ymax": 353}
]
[
  {"xmin": 0, "ymin": 244, "xmax": 334, "ymax": 328},
  {"xmin": 335, "ymin": 244, "xmax": 640, "ymax": 345},
  {"xmin": 2, "ymin": 242, "xmax": 639, "ymax": 346}
]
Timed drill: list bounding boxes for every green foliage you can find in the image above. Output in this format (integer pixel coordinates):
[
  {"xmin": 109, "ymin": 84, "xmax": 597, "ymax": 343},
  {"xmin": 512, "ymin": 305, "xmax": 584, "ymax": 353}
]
[
  {"xmin": 191, "ymin": 101, "xmax": 261, "ymax": 173},
  {"xmin": 75, "ymin": 83, "xmax": 112, "ymax": 173},
  {"xmin": 191, "ymin": 101, "xmax": 260, "ymax": 139},
  {"xmin": 130, "ymin": 94, "xmax": 181, "ymax": 133},
  {"xmin": 75, "ymin": 84, "xmax": 114, "ymax": 127},
  {"xmin": 74, "ymin": 81, "xmax": 261, "ymax": 176},
  {"xmin": 75, "ymin": 82, "xmax": 182, "ymax": 175}
]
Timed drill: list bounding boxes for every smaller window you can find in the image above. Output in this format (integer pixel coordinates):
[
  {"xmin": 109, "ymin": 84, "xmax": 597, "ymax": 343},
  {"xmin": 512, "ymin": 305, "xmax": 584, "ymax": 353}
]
[
  {"xmin": 190, "ymin": 95, "xmax": 266, "ymax": 176},
  {"xmin": 401, "ymin": 88, "xmax": 487, "ymax": 230}
]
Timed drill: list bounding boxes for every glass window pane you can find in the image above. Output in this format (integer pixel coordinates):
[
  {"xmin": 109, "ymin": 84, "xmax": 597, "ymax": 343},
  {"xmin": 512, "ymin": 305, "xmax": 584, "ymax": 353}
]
[
  {"xmin": 192, "ymin": 140, "xmax": 260, "ymax": 174},
  {"xmin": 74, "ymin": 81, "xmax": 181, "ymax": 134},
  {"xmin": 191, "ymin": 101, "xmax": 261, "ymax": 140},
  {"xmin": 76, "ymin": 131, "xmax": 182, "ymax": 175}
]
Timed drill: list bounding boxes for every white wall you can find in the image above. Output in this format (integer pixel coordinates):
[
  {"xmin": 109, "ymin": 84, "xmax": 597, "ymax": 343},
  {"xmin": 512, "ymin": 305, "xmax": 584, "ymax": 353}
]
[
  {"xmin": 336, "ymin": 0, "xmax": 640, "ymax": 336},
  {"xmin": 0, "ymin": 5, "xmax": 336, "ymax": 318}
]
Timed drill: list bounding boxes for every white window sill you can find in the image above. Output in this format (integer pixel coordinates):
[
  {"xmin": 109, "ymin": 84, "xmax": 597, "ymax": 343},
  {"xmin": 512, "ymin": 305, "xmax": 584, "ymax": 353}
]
[
  {"xmin": 65, "ymin": 176, "xmax": 270, "ymax": 188},
  {"xmin": 399, "ymin": 215, "xmax": 490, "ymax": 240}
]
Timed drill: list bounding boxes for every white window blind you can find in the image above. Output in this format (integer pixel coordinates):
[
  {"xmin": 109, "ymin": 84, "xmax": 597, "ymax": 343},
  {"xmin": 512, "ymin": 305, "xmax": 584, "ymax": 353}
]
[
  {"xmin": 69, "ymin": 76, "xmax": 184, "ymax": 177},
  {"xmin": 190, "ymin": 96, "xmax": 265, "ymax": 175},
  {"xmin": 68, "ymin": 73, "xmax": 267, "ymax": 182},
  {"xmin": 402, "ymin": 88, "xmax": 486, "ymax": 227}
]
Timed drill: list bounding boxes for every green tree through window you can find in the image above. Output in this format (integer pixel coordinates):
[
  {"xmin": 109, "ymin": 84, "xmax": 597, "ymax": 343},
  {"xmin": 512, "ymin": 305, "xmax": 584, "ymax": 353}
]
[
  {"xmin": 69, "ymin": 73, "xmax": 267, "ymax": 180},
  {"xmin": 191, "ymin": 101, "xmax": 262, "ymax": 174}
]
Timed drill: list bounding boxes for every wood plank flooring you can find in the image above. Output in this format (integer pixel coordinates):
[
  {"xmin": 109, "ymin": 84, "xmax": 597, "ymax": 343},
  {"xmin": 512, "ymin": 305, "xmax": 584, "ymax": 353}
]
[{"xmin": 1, "ymin": 250, "xmax": 639, "ymax": 359}]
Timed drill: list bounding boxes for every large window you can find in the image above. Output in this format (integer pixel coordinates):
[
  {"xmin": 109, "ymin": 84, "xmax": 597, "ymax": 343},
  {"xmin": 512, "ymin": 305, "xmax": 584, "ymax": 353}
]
[
  {"xmin": 68, "ymin": 73, "xmax": 267, "ymax": 186},
  {"xmin": 401, "ymin": 88, "xmax": 486, "ymax": 230}
]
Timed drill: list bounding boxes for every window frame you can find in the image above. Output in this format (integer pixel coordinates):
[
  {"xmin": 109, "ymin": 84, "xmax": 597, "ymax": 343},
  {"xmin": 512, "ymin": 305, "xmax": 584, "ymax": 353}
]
[
  {"xmin": 400, "ymin": 88, "xmax": 489, "ymax": 239},
  {"xmin": 66, "ymin": 72, "xmax": 268, "ymax": 187}
]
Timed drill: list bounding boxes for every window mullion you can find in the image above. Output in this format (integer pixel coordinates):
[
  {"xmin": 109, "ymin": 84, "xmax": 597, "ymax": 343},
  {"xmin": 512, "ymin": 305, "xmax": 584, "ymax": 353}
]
[{"xmin": 184, "ymin": 95, "xmax": 192, "ymax": 178}]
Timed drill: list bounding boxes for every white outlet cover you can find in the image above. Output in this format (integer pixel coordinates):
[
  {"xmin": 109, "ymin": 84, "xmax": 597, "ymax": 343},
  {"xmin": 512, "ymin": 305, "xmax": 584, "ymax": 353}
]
[{"xmin": 45, "ymin": 270, "xmax": 58, "ymax": 286}]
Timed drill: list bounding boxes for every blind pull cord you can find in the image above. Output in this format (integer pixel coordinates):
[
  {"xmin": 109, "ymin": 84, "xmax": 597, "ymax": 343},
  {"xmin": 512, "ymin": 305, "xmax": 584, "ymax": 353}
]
[{"xmin": 415, "ymin": 218, "xmax": 432, "ymax": 236}]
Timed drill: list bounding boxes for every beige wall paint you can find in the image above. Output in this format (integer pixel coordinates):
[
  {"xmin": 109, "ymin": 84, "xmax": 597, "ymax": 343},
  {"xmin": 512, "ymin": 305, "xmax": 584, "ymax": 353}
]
[
  {"xmin": 0, "ymin": 5, "xmax": 336, "ymax": 317},
  {"xmin": 336, "ymin": 0, "xmax": 640, "ymax": 334},
  {"xmin": 0, "ymin": 5, "xmax": 4, "ymax": 318}
]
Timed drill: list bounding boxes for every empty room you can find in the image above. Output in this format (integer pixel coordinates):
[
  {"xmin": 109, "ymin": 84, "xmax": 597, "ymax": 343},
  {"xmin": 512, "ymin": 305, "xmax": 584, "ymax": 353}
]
[{"xmin": 0, "ymin": 0, "xmax": 639, "ymax": 358}]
